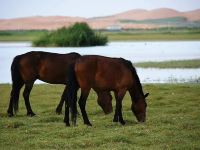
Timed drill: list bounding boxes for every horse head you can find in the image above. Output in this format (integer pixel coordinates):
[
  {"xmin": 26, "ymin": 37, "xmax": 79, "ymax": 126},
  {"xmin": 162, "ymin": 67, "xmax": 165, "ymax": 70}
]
[
  {"xmin": 97, "ymin": 92, "xmax": 113, "ymax": 114},
  {"xmin": 131, "ymin": 93, "xmax": 149, "ymax": 123}
]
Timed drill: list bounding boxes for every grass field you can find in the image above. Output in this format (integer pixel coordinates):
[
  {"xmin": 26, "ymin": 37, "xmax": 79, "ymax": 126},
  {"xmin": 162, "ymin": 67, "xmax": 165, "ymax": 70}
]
[
  {"xmin": 0, "ymin": 30, "xmax": 47, "ymax": 41},
  {"xmin": 0, "ymin": 84, "xmax": 200, "ymax": 149},
  {"xmin": 107, "ymin": 32, "xmax": 200, "ymax": 41},
  {"xmin": 0, "ymin": 28, "xmax": 200, "ymax": 42},
  {"xmin": 134, "ymin": 59, "xmax": 200, "ymax": 68},
  {"xmin": 105, "ymin": 28, "xmax": 200, "ymax": 41}
]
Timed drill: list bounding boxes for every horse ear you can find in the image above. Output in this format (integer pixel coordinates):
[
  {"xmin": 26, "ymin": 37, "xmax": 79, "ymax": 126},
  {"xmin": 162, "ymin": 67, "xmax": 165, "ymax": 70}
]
[{"xmin": 144, "ymin": 93, "xmax": 149, "ymax": 98}]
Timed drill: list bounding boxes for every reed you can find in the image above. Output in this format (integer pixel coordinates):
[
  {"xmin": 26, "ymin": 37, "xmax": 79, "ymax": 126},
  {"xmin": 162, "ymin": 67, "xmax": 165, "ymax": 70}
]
[{"xmin": 33, "ymin": 23, "xmax": 108, "ymax": 47}]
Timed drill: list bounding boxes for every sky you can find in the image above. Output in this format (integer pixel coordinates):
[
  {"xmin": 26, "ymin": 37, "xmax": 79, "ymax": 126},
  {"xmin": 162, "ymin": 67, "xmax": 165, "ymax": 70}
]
[{"xmin": 0, "ymin": 0, "xmax": 200, "ymax": 19}]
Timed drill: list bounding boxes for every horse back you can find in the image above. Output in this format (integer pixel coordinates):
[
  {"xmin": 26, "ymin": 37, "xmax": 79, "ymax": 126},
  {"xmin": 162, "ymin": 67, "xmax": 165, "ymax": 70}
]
[
  {"xmin": 16, "ymin": 51, "xmax": 80, "ymax": 83},
  {"xmin": 75, "ymin": 55, "xmax": 133, "ymax": 90}
]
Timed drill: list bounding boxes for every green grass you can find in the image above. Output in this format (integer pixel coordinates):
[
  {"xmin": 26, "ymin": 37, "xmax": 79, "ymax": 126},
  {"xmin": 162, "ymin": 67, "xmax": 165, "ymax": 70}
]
[
  {"xmin": 134, "ymin": 59, "xmax": 200, "ymax": 68},
  {"xmin": 106, "ymin": 32, "xmax": 200, "ymax": 41},
  {"xmin": 120, "ymin": 17, "xmax": 187, "ymax": 24},
  {"xmin": 33, "ymin": 23, "xmax": 108, "ymax": 47},
  {"xmin": 0, "ymin": 30, "xmax": 47, "ymax": 41},
  {"xmin": 0, "ymin": 84, "xmax": 200, "ymax": 149},
  {"xmin": 104, "ymin": 27, "xmax": 200, "ymax": 41},
  {"xmin": 0, "ymin": 28, "xmax": 200, "ymax": 42}
]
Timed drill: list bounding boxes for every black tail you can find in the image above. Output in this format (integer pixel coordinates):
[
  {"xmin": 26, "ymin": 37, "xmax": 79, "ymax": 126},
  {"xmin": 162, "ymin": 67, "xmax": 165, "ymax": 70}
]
[
  {"xmin": 11, "ymin": 55, "xmax": 23, "ymax": 113},
  {"xmin": 66, "ymin": 63, "xmax": 79, "ymax": 125}
]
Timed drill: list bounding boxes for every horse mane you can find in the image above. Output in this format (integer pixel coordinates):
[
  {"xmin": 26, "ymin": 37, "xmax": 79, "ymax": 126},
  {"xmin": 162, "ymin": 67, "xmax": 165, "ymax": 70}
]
[{"xmin": 120, "ymin": 58, "xmax": 144, "ymax": 98}]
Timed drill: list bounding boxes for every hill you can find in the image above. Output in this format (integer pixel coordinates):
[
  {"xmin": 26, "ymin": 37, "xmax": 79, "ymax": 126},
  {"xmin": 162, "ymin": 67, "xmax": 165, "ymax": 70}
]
[{"xmin": 0, "ymin": 8, "xmax": 200, "ymax": 30}]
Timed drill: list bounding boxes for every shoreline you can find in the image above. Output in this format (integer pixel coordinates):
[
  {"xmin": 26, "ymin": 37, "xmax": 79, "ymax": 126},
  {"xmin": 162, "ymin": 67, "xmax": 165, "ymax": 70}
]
[{"xmin": 0, "ymin": 29, "xmax": 200, "ymax": 42}]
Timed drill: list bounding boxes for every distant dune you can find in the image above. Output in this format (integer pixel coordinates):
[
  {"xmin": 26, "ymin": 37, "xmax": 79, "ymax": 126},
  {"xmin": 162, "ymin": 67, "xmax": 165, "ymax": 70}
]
[{"xmin": 0, "ymin": 8, "xmax": 200, "ymax": 30}]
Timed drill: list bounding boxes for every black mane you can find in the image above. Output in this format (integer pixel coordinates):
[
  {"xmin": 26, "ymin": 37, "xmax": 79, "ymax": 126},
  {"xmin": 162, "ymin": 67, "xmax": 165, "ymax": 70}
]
[{"xmin": 120, "ymin": 58, "xmax": 144, "ymax": 98}]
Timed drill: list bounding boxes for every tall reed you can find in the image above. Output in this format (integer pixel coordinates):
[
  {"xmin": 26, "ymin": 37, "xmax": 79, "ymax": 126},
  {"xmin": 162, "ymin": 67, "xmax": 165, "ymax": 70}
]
[{"xmin": 33, "ymin": 22, "xmax": 108, "ymax": 47}]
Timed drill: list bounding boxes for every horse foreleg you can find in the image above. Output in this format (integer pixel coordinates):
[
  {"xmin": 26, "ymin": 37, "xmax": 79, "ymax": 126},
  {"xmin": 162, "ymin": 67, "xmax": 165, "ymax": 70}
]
[
  {"xmin": 64, "ymin": 94, "xmax": 70, "ymax": 126},
  {"xmin": 113, "ymin": 89, "xmax": 126, "ymax": 125},
  {"xmin": 23, "ymin": 82, "xmax": 35, "ymax": 117}
]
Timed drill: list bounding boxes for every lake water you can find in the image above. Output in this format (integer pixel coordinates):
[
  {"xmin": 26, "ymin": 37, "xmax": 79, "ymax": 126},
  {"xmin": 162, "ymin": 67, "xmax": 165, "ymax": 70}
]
[{"xmin": 0, "ymin": 41, "xmax": 200, "ymax": 83}]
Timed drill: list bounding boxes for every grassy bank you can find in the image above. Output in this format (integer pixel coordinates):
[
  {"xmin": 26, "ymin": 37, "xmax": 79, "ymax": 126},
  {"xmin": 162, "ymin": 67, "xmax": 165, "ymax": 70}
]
[
  {"xmin": 107, "ymin": 32, "xmax": 200, "ymax": 41},
  {"xmin": 0, "ymin": 30, "xmax": 47, "ymax": 41},
  {"xmin": 105, "ymin": 28, "xmax": 200, "ymax": 41},
  {"xmin": 134, "ymin": 59, "xmax": 200, "ymax": 68},
  {"xmin": 0, "ymin": 84, "xmax": 199, "ymax": 149},
  {"xmin": 0, "ymin": 28, "xmax": 200, "ymax": 42}
]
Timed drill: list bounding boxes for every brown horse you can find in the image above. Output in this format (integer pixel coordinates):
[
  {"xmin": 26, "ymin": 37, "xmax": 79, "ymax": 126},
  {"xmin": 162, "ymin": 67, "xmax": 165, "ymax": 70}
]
[
  {"xmin": 7, "ymin": 51, "xmax": 112, "ymax": 117},
  {"xmin": 64, "ymin": 55, "xmax": 149, "ymax": 126}
]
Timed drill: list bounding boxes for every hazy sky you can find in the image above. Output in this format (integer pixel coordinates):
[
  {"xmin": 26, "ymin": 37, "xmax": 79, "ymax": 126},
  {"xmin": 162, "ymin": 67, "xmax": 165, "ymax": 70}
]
[{"xmin": 1, "ymin": 0, "xmax": 200, "ymax": 19}]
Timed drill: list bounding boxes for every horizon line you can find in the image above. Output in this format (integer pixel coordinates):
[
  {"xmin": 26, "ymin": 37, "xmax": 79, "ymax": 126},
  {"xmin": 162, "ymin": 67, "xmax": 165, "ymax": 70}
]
[{"xmin": 0, "ymin": 7, "xmax": 200, "ymax": 20}]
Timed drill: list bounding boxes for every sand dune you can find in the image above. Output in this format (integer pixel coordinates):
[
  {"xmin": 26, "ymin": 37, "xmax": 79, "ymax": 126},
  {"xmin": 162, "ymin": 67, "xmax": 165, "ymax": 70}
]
[{"xmin": 0, "ymin": 8, "xmax": 199, "ymax": 30}]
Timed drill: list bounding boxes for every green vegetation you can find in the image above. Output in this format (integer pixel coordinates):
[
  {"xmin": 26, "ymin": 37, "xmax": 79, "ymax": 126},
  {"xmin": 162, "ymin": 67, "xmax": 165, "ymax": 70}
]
[
  {"xmin": 107, "ymin": 32, "xmax": 200, "ymax": 41},
  {"xmin": 0, "ymin": 30, "xmax": 47, "ymax": 41},
  {"xmin": 134, "ymin": 59, "xmax": 200, "ymax": 68},
  {"xmin": 120, "ymin": 17, "xmax": 200, "ymax": 28},
  {"xmin": 0, "ymin": 27, "xmax": 200, "ymax": 42},
  {"xmin": 105, "ymin": 28, "xmax": 200, "ymax": 41},
  {"xmin": 120, "ymin": 17, "xmax": 187, "ymax": 24},
  {"xmin": 0, "ymin": 84, "xmax": 200, "ymax": 149},
  {"xmin": 33, "ymin": 23, "xmax": 108, "ymax": 47}
]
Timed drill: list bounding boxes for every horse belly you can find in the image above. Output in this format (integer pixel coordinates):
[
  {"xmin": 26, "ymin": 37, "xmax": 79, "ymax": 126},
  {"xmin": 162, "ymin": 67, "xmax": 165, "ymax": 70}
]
[
  {"xmin": 94, "ymin": 70, "xmax": 133, "ymax": 91},
  {"xmin": 93, "ymin": 76, "xmax": 115, "ymax": 91},
  {"xmin": 38, "ymin": 65, "xmax": 67, "ymax": 84}
]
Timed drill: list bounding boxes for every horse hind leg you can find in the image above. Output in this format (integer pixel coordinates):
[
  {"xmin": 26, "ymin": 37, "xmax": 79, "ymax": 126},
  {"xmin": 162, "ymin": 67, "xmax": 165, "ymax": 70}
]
[
  {"xmin": 113, "ymin": 89, "xmax": 126, "ymax": 125},
  {"xmin": 78, "ymin": 89, "xmax": 92, "ymax": 126},
  {"xmin": 56, "ymin": 87, "xmax": 67, "ymax": 114},
  {"xmin": 23, "ymin": 82, "xmax": 36, "ymax": 117},
  {"xmin": 7, "ymin": 81, "xmax": 24, "ymax": 117}
]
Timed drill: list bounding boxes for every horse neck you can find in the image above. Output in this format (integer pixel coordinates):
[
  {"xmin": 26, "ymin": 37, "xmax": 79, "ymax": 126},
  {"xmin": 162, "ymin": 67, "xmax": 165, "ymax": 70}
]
[
  {"xmin": 130, "ymin": 86, "xmax": 143, "ymax": 102},
  {"xmin": 121, "ymin": 59, "xmax": 144, "ymax": 101}
]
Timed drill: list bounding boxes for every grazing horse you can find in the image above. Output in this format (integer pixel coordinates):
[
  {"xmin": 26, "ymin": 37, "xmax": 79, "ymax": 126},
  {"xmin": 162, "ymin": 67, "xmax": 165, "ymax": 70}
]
[
  {"xmin": 64, "ymin": 55, "xmax": 149, "ymax": 126},
  {"xmin": 7, "ymin": 51, "xmax": 113, "ymax": 117}
]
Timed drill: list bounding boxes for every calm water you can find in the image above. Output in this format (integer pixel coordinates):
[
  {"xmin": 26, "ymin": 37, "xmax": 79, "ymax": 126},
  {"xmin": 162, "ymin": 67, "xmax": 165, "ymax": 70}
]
[{"xmin": 0, "ymin": 41, "xmax": 200, "ymax": 83}]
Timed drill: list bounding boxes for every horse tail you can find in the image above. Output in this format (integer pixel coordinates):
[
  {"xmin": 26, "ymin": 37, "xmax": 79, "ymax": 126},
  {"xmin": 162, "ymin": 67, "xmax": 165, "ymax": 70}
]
[
  {"xmin": 11, "ymin": 55, "xmax": 23, "ymax": 113},
  {"xmin": 66, "ymin": 63, "xmax": 79, "ymax": 125}
]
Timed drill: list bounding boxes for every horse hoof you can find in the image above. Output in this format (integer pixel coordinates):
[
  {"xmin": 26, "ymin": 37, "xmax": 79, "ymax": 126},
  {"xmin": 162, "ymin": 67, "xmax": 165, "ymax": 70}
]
[
  {"xmin": 27, "ymin": 112, "xmax": 36, "ymax": 117},
  {"xmin": 113, "ymin": 118, "xmax": 118, "ymax": 122},
  {"xmin": 65, "ymin": 123, "xmax": 70, "ymax": 127},
  {"xmin": 85, "ymin": 122, "xmax": 92, "ymax": 126},
  {"xmin": 56, "ymin": 110, "xmax": 62, "ymax": 115},
  {"xmin": 104, "ymin": 110, "xmax": 113, "ymax": 115},
  {"xmin": 8, "ymin": 113, "xmax": 14, "ymax": 117},
  {"xmin": 120, "ymin": 121, "xmax": 126, "ymax": 125},
  {"xmin": 104, "ymin": 108, "xmax": 113, "ymax": 115},
  {"xmin": 56, "ymin": 108, "xmax": 62, "ymax": 115}
]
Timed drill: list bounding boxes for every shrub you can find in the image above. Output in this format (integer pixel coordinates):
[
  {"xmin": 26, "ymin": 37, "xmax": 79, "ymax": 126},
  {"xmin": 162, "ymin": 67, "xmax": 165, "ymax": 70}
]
[{"xmin": 33, "ymin": 22, "xmax": 108, "ymax": 47}]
